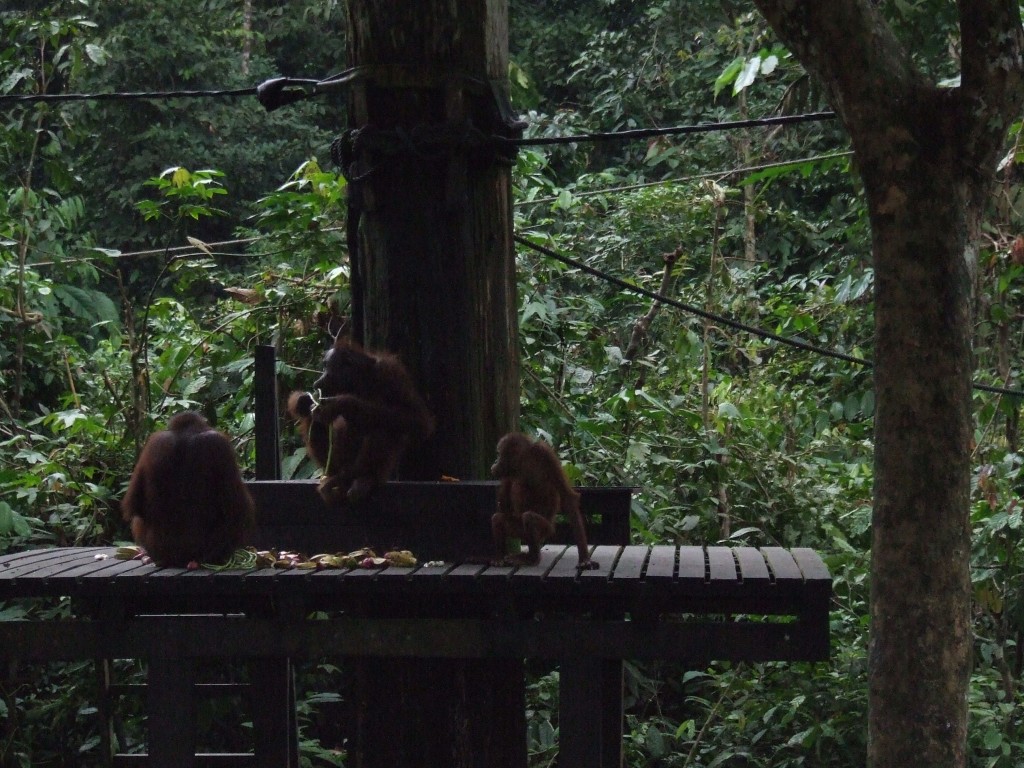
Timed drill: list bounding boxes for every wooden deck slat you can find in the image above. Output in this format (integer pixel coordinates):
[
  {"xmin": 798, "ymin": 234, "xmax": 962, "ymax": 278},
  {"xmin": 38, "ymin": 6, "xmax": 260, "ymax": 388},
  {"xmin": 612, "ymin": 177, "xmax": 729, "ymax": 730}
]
[
  {"xmin": 608, "ymin": 546, "xmax": 645, "ymax": 581},
  {"xmin": 477, "ymin": 559, "xmax": 518, "ymax": 585},
  {"xmin": 734, "ymin": 547, "xmax": 771, "ymax": 583},
  {"xmin": 706, "ymin": 547, "xmax": 738, "ymax": 584},
  {"xmin": 375, "ymin": 564, "xmax": 419, "ymax": 581},
  {"xmin": 339, "ymin": 564, "xmax": 388, "ymax": 581},
  {"xmin": 445, "ymin": 562, "xmax": 490, "ymax": 579},
  {"xmin": 644, "ymin": 546, "xmax": 677, "ymax": 581},
  {"xmin": 406, "ymin": 561, "xmax": 458, "ymax": 582},
  {"xmin": 546, "ymin": 545, "xmax": 586, "ymax": 580},
  {"xmin": 761, "ymin": 547, "xmax": 803, "ymax": 583},
  {"xmin": 3, "ymin": 548, "xmax": 106, "ymax": 579},
  {"xmin": 81, "ymin": 558, "xmax": 152, "ymax": 578},
  {"xmin": 39, "ymin": 556, "xmax": 136, "ymax": 581},
  {"xmin": 513, "ymin": 546, "xmax": 564, "ymax": 581},
  {"xmin": 790, "ymin": 548, "xmax": 831, "ymax": 582},
  {"xmin": 10, "ymin": 549, "xmax": 113, "ymax": 581},
  {"xmin": 0, "ymin": 546, "xmax": 831, "ymax": 619},
  {"xmin": 1, "ymin": 547, "xmax": 82, "ymax": 569},
  {"xmin": 677, "ymin": 546, "xmax": 706, "ymax": 581}
]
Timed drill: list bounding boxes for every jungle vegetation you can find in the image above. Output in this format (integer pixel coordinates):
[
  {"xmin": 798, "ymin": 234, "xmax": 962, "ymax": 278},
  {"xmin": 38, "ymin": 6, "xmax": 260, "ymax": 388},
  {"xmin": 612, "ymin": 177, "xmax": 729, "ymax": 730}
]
[{"xmin": 2, "ymin": 1, "xmax": 1023, "ymax": 765}]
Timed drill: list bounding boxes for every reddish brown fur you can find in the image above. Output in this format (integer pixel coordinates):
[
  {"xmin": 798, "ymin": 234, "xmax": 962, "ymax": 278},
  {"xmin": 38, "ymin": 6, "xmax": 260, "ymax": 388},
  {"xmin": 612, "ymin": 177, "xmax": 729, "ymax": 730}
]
[
  {"xmin": 490, "ymin": 432, "xmax": 596, "ymax": 569},
  {"xmin": 121, "ymin": 412, "xmax": 255, "ymax": 567},
  {"xmin": 288, "ymin": 338, "xmax": 435, "ymax": 503}
]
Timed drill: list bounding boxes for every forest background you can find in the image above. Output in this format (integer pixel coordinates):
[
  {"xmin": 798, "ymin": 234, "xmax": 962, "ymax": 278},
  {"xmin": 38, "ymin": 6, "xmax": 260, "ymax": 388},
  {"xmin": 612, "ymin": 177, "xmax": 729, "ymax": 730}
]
[{"xmin": 2, "ymin": 0, "xmax": 1024, "ymax": 766}]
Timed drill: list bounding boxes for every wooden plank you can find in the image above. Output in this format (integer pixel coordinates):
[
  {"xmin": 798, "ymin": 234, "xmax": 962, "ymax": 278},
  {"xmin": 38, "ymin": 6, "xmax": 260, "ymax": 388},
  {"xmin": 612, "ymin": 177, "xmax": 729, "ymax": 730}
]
[
  {"xmin": 7, "ymin": 552, "xmax": 114, "ymax": 587},
  {"xmin": 512, "ymin": 546, "xmax": 563, "ymax": 582},
  {"xmin": 706, "ymin": 547, "xmax": 738, "ymax": 584},
  {"xmin": 790, "ymin": 548, "xmax": 831, "ymax": 582},
  {"xmin": 40, "ymin": 554, "xmax": 140, "ymax": 581},
  {"xmin": 0, "ymin": 547, "xmax": 76, "ymax": 569},
  {"xmin": 546, "ymin": 544, "xmax": 588, "ymax": 580},
  {"xmin": 374, "ymin": 563, "xmax": 422, "ymax": 582},
  {"xmin": 677, "ymin": 546, "xmax": 705, "ymax": 581},
  {"xmin": 608, "ymin": 545, "xmax": 645, "ymax": 581},
  {"xmin": 581, "ymin": 544, "xmax": 618, "ymax": 576},
  {"xmin": 339, "ymin": 563, "xmax": 388, "ymax": 582},
  {"xmin": 405, "ymin": 560, "xmax": 458, "ymax": 583},
  {"xmin": 1, "ymin": 548, "xmax": 106, "ymax": 580},
  {"xmin": 559, "ymin": 658, "xmax": 604, "ymax": 766},
  {"xmin": 147, "ymin": 657, "xmax": 196, "ymax": 768},
  {"xmin": 0, "ymin": 615, "xmax": 829, "ymax": 662},
  {"xmin": 644, "ymin": 546, "xmax": 676, "ymax": 582},
  {"xmin": 761, "ymin": 547, "xmax": 803, "ymax": 583},
  {"xmin": 734, "ymin": 547, "xmax": 771, "ymax": 584},
  {"xmin": 81, "ymin": 558, "xmax": 152, "ymax": 579}
]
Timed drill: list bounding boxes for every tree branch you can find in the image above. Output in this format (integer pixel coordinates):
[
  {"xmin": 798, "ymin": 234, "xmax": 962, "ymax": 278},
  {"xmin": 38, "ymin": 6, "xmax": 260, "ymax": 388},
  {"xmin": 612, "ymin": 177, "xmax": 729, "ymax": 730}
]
[{"xmin": 751, "ymin": 0, "xmax": 922, "ymax": 132}]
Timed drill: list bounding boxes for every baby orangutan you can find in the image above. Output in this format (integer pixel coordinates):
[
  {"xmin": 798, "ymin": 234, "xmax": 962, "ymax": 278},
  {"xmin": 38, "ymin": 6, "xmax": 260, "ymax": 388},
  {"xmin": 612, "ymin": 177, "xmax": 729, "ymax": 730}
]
[
  {"xmin": 288, "ymin": 337, "xmax": 434, "ymax": 504},
  {"xmin": 490, "ymin": 432, "xmax": 597, "ymax": 570},
  {"xmin": 121, "ymin": 412, "xmax": 255, "ymax": 568}
]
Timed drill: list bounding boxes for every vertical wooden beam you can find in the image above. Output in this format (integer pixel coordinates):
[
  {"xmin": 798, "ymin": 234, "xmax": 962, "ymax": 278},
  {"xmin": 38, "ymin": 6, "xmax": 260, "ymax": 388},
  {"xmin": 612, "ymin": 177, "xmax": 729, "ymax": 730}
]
[
  {"xmin": 344, "ymin": 2, "xmax": 523, "ymax": 766},
  {"xmin": 559, "ymin": 658, "xmax": 624, "ymax": 768},
  {"xmin": 345, "ymin": 0, "xmax": 519, "ymax": 482},
  {"xmin": 251, "ymin": 658, "xmax": 297, "ymax": 767},
  {"xmin": 254, "ymin": 345, "xmax": 281, "ymax": 481},
  {"xmin": 146, "ymin": 658, "xmax": 196, "ymax": 768}
]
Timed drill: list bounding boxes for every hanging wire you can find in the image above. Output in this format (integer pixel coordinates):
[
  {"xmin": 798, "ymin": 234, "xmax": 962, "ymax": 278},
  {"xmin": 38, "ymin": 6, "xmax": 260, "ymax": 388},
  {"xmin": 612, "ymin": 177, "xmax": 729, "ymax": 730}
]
[
  {"xmin": 5, "ymin": 75, "xmax": 1016, "ymax": 397},
  {"xmin": 0, "ymin": 87, "xmax": 256, "ymax": 104},
  {"xmin": 510, "ymin": 111, "xmax": 837, "ymax": 148},
  {"xmin": 514, "ymin": 235, "xmax": 1024, "ymax": 399}
]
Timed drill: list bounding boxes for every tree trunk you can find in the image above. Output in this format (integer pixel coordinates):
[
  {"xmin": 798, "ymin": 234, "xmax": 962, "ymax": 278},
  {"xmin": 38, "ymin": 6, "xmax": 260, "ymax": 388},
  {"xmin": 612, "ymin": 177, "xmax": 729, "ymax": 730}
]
[
  {"xmin": 749, "ymin": 3, "xmax": 1024, "ymax": 766},
  {"xmin": 866, "ymin": 107, "xmax": 974, "ymax": 766},
  {"xmin": 343, "ymin": 2, "xmax": 524, "ymax": 766}
]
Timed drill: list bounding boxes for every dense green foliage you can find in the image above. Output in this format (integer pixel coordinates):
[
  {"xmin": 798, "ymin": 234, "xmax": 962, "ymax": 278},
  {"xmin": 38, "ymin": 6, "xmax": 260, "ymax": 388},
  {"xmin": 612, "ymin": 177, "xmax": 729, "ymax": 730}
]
[{"xmin": 1, "ymin": 1, "xmax": 1023, "ymax": 765}]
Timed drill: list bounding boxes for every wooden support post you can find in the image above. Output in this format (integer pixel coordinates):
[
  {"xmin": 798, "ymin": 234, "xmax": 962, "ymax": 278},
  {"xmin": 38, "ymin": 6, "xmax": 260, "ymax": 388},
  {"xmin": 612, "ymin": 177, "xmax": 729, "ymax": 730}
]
[
  {"xmin": 559, "ymin": 659, "xmax": 624, "ymax": 768},
  {"xmin": 343, "ymin": 2, "xmax": 522, "ymax": 765},
  {"xmin": 146, "ymin": 658, "xmax": 196, "ymax": 768},
  {"xmin": 254, "ymin": 345, "xmax": 281, "ymax": 481},
  {"xmin": 251, "ymin": 657, "xmax": 298, "ymax": 768},
  {"xmin": 344, "ymin": 0, "xmax": 520, "ymax": 480}
]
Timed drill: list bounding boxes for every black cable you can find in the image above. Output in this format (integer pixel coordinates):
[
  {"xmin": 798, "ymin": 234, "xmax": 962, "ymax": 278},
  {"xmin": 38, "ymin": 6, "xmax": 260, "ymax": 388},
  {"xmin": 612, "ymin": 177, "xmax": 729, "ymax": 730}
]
[
  {"xmin": 0, "ymin": 87, "xmax": 255, "ymax": 105},
  {"xmin": 1, "ymin": 81, "xmax": 836, "ymax": 147},
  {"xmin": 510, "ymin": 111, "xmax": 837, "ymax": 147},
  {"xmin": 514, "ymin": 235, "xmax": 1024, "ymax": 399}
]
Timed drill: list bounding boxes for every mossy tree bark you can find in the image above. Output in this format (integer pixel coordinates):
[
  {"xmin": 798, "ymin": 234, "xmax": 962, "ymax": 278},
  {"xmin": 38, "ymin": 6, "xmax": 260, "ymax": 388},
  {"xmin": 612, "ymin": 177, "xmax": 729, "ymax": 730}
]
[{"xmin": 751, "ymin": 2, "xmax": 1024, "ymax": 766}]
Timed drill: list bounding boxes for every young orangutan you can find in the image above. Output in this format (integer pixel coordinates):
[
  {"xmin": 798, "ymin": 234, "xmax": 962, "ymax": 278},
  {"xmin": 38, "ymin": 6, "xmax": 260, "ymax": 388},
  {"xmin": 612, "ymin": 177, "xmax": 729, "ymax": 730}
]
[
  {"xmin": 121, "ymin": 412, "xmax": 255, "ymax": 568},
  {"xmin": 288, "ymin": 337, "xmax": 435, "ymax": 503},
  {"xmin": 490, "ymin": 432, "xmax": 597, "ymax": 570}
]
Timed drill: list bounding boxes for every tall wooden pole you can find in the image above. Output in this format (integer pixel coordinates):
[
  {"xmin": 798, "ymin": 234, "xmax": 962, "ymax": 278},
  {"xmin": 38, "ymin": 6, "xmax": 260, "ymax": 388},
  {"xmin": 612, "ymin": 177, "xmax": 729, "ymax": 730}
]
[
  {"xmin": 343, "ymin": 3, "xmax": 524, "ymax": 766},
  {"xmin": 344, "ymin": 0, "xmax": 519, "ymax": 480}
]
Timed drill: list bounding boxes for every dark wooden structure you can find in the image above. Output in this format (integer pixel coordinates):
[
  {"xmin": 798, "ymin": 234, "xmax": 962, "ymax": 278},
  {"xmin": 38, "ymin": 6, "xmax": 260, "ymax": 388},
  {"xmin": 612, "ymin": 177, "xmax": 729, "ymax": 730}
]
[
  {"xmin": 0, "ymin": 502, "xmax": 829, "ymax": 767},
  {"xmin": 0, "ymin": 349, "xmax": 832, "ymax": 766}
]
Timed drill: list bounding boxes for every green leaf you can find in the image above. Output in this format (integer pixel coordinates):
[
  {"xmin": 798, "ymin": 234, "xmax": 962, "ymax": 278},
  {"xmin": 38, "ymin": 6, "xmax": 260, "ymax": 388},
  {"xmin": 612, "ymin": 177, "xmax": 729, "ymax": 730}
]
[
  {"xmin": 1, "ymin": 68, "xmax": 31, "ymax": 94},
  {"xmin": 733, "ymin": 56, "xmax": 761, "ymax": 94},
  {"xmin": 982, "ymin": 727, "xmax": 1002, "ymax": 750},
  {"xmin": 713, "ymin": 57, "xmax": 744, "ymax": 97},
  {"xmin": 85, "ymin": 43, "xmax": 107, "ymax": 65},
  {"xmin": 0, "ymin": 502, "xmax": 30, "ymax": 537},
  {"xmin": 718, "ymin": 402, "xmax": 741, "ymax": 421}
]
